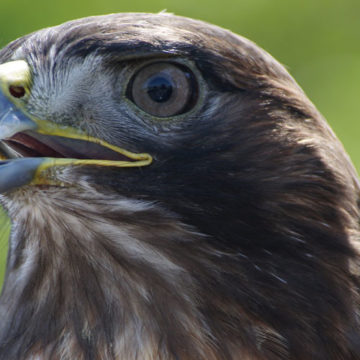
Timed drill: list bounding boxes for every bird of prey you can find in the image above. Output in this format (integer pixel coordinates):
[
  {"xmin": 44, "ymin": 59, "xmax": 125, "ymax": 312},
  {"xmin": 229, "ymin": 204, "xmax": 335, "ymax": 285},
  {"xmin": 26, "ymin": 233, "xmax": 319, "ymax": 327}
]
[{"xmin": 0, "ymin": 13, "xmax": 359, "ymax": 360}]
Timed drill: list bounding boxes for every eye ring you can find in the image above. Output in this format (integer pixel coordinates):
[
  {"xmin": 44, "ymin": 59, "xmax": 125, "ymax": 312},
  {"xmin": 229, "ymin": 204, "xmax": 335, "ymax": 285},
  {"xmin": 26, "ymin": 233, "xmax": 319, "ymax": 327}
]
[{"xmin": 127, "ymin": 62, "xmax": 198, "ymax": 118}]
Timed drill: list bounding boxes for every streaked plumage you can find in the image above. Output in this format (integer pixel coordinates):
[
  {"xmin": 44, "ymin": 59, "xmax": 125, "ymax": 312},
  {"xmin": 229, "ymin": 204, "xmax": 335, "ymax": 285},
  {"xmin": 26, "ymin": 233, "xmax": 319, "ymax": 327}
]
[{"xmin": 0, "ymin": 13, "xmax": 359, "ymax": 360}]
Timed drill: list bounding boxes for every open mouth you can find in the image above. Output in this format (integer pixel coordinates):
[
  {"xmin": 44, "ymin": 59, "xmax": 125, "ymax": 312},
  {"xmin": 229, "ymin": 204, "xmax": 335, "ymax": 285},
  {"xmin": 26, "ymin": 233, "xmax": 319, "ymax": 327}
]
[
  {"xmin": 0, "ymin": 60, "xmax": 152, "ymax": 193},
  {"xmin": 2, "ymin": 131, "xmax": 134, "ymax": 162},
  {"xmin": 0, "ymin": 129, "xmax": 152, "ymax": 193},
  {"xmin": 3, "ymin": 133, "xmax": 64, "ymax": 158},
  {"xmin": 0, "ymin": 127, "xmax": 153, "ymax": 193}
]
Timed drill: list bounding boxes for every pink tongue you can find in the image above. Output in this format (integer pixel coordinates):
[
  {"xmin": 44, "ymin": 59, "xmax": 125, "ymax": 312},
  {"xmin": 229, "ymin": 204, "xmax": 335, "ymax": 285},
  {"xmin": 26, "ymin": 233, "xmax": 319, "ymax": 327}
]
[
  {"xmin": 10, "ymin": 131, "xmax": 133, "ymax": 161},
  {"xmin": 7, "ymin": 133, "xmax": 64, "ymax": 157}
]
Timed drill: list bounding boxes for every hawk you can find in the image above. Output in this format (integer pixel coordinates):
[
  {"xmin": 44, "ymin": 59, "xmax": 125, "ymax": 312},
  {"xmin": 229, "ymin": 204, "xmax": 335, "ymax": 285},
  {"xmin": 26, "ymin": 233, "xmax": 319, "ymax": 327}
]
[{"xmin": 0, "ymin": 13, "xmax": 359, "ymax": 360}]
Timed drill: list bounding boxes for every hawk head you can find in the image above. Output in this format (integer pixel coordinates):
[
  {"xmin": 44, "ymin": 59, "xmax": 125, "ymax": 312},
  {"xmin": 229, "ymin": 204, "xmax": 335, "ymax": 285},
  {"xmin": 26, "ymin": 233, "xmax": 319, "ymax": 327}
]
[{"xmin": 0, "ymin": 13, "xmax": 359, "ymax": 360}]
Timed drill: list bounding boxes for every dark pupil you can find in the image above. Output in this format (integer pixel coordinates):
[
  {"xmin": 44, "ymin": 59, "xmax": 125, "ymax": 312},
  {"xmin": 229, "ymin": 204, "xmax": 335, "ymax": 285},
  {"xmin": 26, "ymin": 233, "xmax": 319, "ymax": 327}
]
[{"xmin": 146, "ymin": 76, "xmax": 173, "ymax": 103}]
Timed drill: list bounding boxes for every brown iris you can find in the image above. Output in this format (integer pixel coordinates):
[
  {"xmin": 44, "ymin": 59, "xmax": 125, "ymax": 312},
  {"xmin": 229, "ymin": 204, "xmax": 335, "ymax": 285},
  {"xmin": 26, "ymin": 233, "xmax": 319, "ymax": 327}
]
[{"xmin": 129, "ymin": 62, "xmax": 197, "ymax": 118}]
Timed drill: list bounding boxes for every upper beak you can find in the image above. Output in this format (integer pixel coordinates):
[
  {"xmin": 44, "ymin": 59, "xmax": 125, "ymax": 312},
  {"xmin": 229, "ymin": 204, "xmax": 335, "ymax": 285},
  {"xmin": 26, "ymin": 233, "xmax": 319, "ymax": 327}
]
[{"xmin": 0, "ymin": 60, "xmax": 152, "ymax": 193}]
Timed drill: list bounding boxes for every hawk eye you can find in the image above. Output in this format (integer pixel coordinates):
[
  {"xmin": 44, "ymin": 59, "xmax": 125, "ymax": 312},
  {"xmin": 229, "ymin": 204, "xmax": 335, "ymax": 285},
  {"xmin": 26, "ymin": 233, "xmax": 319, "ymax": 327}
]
[{"xmin": 129, "ymin": 62, "xmax": 197, "ymax": 118}]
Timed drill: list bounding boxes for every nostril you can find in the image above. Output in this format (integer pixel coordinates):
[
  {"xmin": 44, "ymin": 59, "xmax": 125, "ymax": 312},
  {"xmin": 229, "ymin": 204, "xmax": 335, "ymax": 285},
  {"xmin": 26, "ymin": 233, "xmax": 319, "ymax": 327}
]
[{"xmin": 9, "ymin": 85, "xmax": 26, "ymax": 98}]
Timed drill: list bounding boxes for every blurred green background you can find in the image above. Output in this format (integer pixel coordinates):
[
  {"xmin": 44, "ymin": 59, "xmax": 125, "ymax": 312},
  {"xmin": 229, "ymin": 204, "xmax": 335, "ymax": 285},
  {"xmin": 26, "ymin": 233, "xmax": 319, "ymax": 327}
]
[{"xmin": 0, "ymin": 0, "xmax": 359, "ymax": 287}]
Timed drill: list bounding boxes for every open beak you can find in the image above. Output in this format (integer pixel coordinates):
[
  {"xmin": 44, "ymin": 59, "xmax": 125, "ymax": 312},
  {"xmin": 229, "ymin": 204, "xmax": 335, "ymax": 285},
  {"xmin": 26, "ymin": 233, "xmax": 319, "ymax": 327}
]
[{"xmin": 0, "ymin": 60, "xmax": 152, "ymax": 193}]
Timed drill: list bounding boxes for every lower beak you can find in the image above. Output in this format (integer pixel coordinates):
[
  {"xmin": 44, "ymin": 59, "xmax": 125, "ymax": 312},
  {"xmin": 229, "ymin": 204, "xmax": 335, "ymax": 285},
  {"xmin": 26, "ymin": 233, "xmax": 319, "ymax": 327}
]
[{"xmin": 0, "ymin": 158, "xmax": 44, "ymax": 193}]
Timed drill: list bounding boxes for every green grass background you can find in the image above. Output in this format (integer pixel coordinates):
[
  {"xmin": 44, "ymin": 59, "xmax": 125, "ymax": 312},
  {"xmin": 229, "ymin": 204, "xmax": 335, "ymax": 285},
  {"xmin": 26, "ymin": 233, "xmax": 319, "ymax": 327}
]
[{"xmin": 0, "ymin": 0, "xmax": 359, "ymax": 288}]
